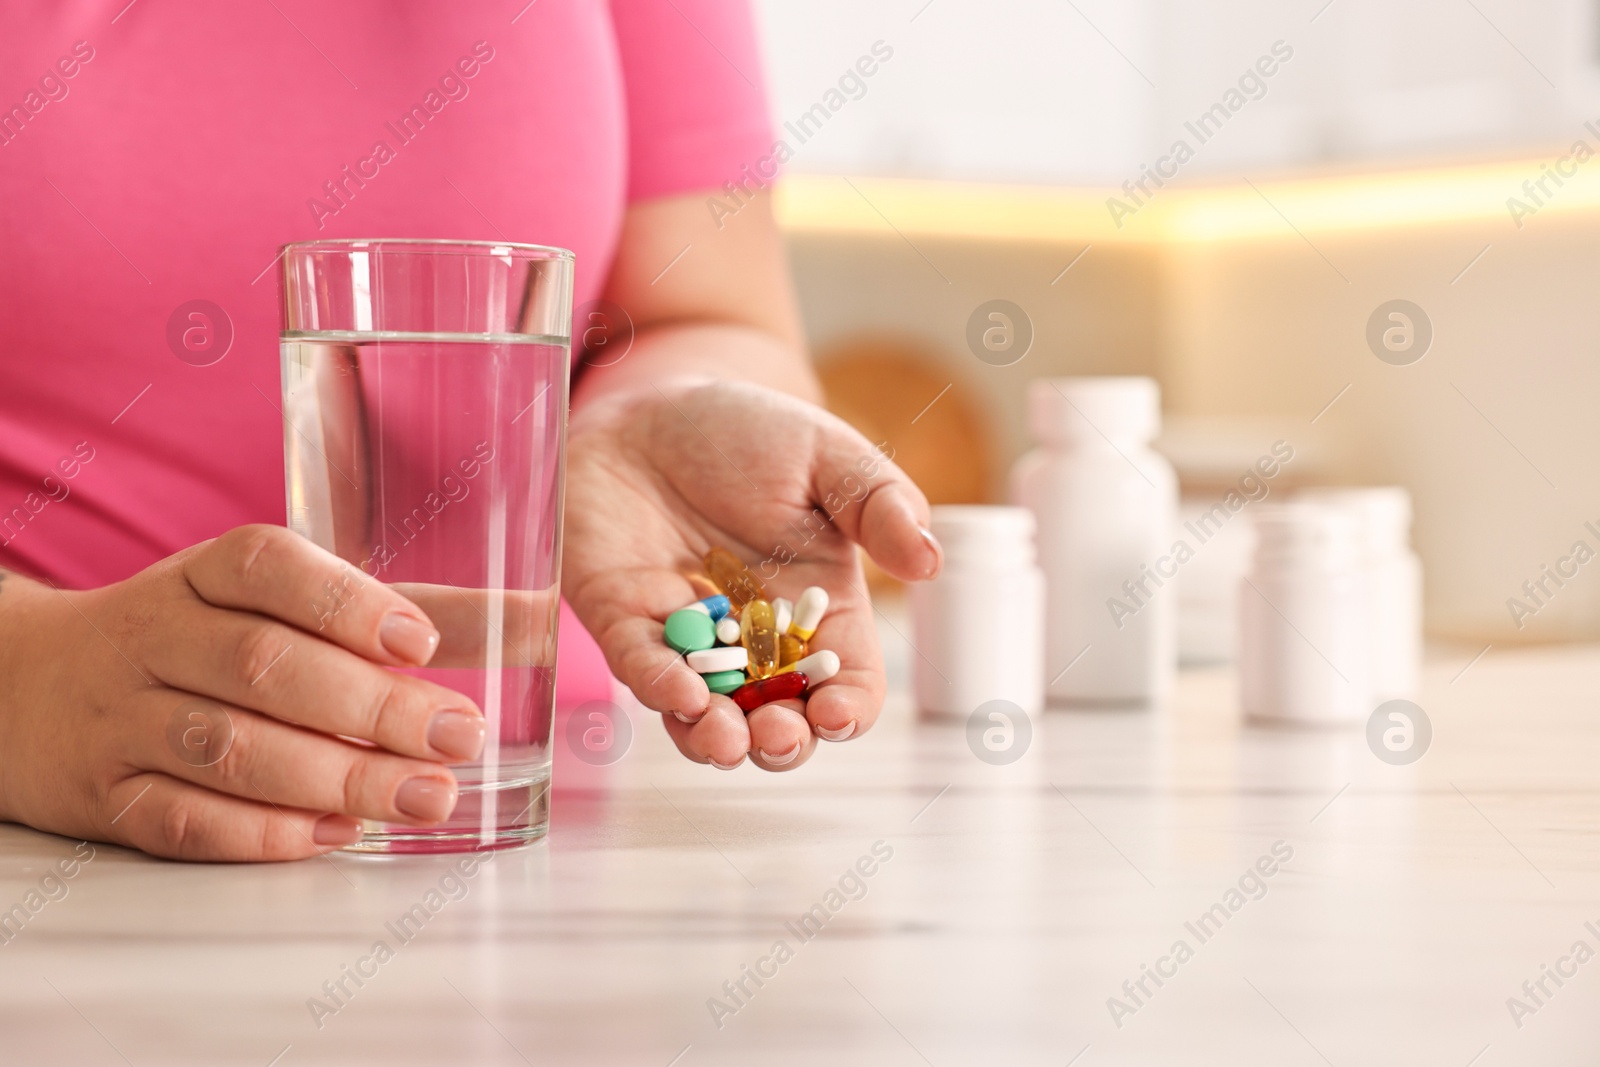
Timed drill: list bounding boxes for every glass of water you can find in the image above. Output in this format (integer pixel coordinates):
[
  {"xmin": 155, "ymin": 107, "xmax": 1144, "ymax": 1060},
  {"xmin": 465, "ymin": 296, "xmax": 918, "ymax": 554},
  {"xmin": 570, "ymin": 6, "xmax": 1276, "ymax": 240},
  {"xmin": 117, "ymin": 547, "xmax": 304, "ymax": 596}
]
[{"xmin": 277, "ymin": 239, "xmax": 574, "ymax": 853}]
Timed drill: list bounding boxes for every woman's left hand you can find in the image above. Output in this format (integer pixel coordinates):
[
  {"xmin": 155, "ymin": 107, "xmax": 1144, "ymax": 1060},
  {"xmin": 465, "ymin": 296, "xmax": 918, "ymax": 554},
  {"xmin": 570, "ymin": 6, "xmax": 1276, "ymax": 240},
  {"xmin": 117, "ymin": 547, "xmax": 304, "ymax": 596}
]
[{"xmin": 562, "ymin": 377, "xmax": 941, "ymax": 772}]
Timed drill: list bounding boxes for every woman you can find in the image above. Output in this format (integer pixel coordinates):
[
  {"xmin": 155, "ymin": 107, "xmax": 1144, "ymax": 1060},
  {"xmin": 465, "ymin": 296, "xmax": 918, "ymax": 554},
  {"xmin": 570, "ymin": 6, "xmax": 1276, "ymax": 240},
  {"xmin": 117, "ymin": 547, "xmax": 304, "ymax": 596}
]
[{"xmin": 0, "ymin": 0, "xmax": 940, "ymax": 860}]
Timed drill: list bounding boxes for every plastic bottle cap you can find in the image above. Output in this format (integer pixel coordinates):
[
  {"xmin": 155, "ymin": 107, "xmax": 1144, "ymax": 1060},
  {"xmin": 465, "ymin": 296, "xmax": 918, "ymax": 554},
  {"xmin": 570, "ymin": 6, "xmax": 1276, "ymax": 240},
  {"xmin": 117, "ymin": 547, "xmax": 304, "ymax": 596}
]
[
  {"xmin": 1295, "ymin": 487, "xmax": 1412, "ymax": 555},
  {"xmin": 927, "ymin": 505, "xmax": 1037, "ymax": 568},
  {"xmin": 1250, "ymin": 503, "xmax": 1361, "ymax": 569},
  {"xmin": 1028, "ymin": 377, "xmax": 1160, "ymax": 446}
]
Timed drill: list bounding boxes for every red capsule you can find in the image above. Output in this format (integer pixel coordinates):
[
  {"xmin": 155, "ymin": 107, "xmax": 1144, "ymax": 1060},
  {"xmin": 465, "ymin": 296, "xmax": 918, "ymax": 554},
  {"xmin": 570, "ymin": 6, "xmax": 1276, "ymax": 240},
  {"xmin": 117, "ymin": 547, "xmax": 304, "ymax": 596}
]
[{"xmin": 730, "ymin": 671, "xmax": 808, "ymax": 711}]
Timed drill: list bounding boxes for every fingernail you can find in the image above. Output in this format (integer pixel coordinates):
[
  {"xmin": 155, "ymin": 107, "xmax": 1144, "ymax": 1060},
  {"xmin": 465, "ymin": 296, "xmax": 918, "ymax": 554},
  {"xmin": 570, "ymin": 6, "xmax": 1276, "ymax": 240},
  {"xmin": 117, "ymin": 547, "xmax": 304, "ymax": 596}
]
[
  {"xmin": 427, "ymin": 709, "xmax": 486, "ymax": 761},
  {"xmin": 918, "ymin": 526, "xmax": 944, "ymax": 580},
  {"xmin": 673, "ymin": 711, "xmax": 701, "ymax": 724},
  {"xmin": 758, "ymin": 742, "xmax": 802, "ymax": 766},
  {"xmin": 380, "ymin": 612, "xmax": 440, "ymax": 665},
  {"xmin": 395, "ymin": 777, "xmax": 457, "ymax": 822},
  {"xmin": 815, "ymin": 721, "xmax": 856, "ymax": 742},
  {"xmin": 708, "ymin": 755, "xmax": 746, "ymax": 770},
  {"xmin": 313, "ymin": 814, "xmax": 363, "ymax": 847}
]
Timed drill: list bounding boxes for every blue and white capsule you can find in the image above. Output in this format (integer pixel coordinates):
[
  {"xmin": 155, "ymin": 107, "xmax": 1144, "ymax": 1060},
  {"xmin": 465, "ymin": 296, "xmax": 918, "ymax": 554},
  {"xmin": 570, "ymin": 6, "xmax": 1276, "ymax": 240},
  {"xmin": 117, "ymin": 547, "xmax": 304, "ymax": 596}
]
[{"xmin": 682, "ymin": 594, "xmax": 732, "ymax": 621}]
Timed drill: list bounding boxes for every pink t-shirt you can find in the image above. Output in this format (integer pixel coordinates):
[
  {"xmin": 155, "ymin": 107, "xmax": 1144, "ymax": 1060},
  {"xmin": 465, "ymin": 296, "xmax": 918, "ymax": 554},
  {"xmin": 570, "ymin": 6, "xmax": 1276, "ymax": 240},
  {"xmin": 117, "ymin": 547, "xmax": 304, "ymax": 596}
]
[{"xmin": 0, "ymin": 0, "xmax": 772, "ymax": 705}]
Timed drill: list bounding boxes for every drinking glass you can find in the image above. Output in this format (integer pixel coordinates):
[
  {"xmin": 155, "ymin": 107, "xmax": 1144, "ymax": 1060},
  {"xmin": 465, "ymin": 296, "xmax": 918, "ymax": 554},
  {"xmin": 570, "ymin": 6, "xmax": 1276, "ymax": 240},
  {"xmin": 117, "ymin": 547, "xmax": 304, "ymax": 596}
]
[{"xmin": 277, "ymin": 239, "xmax": 574, "ymax": 853}]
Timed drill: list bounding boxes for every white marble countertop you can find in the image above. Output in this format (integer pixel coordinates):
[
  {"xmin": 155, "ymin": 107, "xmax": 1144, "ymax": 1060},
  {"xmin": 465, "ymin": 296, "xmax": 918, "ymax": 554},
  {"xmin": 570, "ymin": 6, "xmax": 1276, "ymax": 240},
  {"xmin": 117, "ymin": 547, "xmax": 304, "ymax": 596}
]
[{"xmin": 3, "ymin": 635, "xmax": 1599, "ymax": 1066}]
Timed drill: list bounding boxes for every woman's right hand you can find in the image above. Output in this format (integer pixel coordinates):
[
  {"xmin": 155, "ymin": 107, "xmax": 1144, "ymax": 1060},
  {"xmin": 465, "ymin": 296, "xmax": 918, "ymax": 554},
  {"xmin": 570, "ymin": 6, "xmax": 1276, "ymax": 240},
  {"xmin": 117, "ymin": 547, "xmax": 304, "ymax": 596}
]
[{"xmin": 0, "ymin": 525, "xmax": 487, "ymax": 861}]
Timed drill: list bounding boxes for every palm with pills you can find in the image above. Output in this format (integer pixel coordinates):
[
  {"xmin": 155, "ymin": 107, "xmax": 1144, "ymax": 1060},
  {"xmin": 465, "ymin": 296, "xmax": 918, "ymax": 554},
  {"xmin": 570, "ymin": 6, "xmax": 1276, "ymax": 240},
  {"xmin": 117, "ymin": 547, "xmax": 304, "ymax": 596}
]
[{"xmin": 563, "ymin": 379, "xmax": 941, "ymax": 772}]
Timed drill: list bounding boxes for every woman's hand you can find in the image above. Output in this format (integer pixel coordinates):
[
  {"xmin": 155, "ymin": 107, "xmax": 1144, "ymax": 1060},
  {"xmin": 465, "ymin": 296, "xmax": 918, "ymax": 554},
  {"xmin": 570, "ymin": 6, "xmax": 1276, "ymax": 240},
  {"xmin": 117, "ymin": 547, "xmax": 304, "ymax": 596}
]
[
  {"xmin": 563, "ymin": 378, "xmax": 941, "ymax": 773},
  {"xmin": 0, "ymin": 526, "xmax": 487, "ymax": 861}
]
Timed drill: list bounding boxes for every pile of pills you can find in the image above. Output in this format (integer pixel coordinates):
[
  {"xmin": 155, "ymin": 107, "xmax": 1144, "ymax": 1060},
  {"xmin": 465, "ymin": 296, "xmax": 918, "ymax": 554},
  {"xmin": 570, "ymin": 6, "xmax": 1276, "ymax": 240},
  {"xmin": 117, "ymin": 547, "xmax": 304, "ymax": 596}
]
[{"xmin": 662, "ymin": 546, "xmax": 840, "ymax": 711}]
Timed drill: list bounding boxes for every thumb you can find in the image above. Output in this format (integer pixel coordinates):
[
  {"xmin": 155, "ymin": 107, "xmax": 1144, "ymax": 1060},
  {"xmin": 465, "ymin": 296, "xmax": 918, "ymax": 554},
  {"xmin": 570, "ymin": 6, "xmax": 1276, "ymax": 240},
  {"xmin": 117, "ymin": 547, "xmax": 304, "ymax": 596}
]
[{"xmin": 807, "ymin": 420, "xmax": 942, "ymax": 583}]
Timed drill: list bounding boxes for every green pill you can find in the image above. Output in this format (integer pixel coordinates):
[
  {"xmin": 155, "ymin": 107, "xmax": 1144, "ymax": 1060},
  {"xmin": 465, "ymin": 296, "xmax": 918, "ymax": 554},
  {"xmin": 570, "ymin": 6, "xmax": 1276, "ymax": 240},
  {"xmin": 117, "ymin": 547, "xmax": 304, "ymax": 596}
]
[
  {"xmin": 664, "ymin": 608, "xmax": 716, "ymax": 653},
  {"xmin": 702, "ymin": 669, "xmax": 746, "ymax": 695}
]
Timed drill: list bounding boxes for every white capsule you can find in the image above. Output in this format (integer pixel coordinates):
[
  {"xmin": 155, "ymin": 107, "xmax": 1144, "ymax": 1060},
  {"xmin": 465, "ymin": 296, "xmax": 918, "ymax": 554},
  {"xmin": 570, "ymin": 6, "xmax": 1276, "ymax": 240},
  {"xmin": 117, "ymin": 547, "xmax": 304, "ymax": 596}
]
[
  {"xmin": 772, "ymin": 597, "xmax": 793, "ymax": 636},
  {"xmin": 686, "ymin": 646, "xmax": 748, "ymax": 673},
  {"xmin": 715, "ymin": 616, "xmax": 741, "ymax": 645},
  {"xmin": 790, "ymin": 586, "xmax": 829, "ymax": 640},
  {"xmin": 683, "ymin": 601, "xmax": 711, "ymax": 616},
  {"xmin": 784, "ymin": 649, "xmax": 840, "ymax": 684}
]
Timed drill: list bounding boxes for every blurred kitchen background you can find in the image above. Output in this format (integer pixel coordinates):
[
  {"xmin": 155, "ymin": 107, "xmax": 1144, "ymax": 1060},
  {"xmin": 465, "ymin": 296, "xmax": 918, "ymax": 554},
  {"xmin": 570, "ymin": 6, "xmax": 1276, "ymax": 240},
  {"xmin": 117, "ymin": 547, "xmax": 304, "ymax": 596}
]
[{"xmin": 746, "ymin": 0, "xmax": 1600, "ymax": 646}]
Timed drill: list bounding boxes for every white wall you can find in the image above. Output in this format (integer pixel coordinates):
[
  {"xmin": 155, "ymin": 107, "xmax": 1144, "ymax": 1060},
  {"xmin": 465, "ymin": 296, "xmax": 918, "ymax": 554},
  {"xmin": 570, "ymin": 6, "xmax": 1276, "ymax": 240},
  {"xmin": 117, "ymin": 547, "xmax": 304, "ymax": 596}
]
[{"xmin": 752, "ymin": 0, "xmax": 1600, "ymax": 184}]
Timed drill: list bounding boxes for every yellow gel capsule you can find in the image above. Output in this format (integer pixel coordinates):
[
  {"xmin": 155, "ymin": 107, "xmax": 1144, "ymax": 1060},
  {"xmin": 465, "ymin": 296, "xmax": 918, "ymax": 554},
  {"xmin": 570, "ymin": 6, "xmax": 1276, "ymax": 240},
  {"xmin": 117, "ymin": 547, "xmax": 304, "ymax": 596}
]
[
  {"xmin": 740, "ymin": 598, "xmax": 780, "ymax": 680},
  {"xmin": 704, "ymin": 546, "xmax": 766, "ymax": 615},
  {"xmin": 778, "ymin": 632, "xmax": 807, "ymax": 668}
]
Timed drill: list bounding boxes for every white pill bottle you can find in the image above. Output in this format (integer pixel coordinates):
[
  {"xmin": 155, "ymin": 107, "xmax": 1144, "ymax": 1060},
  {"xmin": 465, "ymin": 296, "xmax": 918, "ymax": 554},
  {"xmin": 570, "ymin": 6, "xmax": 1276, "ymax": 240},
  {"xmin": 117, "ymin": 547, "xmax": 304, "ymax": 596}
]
[
  {"xmin": 1238, "ymin": 504, "xmax": 1372, "ymax": 725},
  {"xmin": 909, "ymin": 506, "xmax": 1045, "ymax": 718},
  {"xmin": 1011, "ymin": 377, "xmax": 1177, "ymax": 705},
  {"xmin": 1297, "ymin": 487, "xmax": 1422, "ymax": 701}
]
